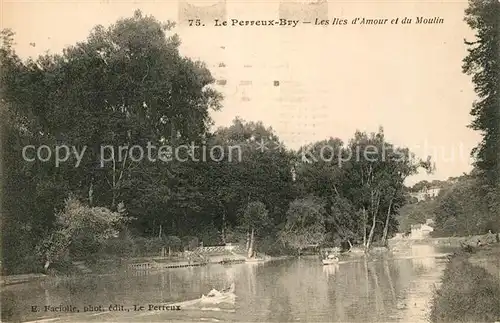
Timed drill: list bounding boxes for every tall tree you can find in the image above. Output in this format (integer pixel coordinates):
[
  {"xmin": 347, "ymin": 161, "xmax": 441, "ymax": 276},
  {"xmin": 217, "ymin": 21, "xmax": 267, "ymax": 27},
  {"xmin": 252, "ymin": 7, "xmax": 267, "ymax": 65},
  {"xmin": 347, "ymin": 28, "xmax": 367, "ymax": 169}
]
[
  {"xmin": 279, "ymin": 196, "xmax": 327, "ymax": 255},
  {"xmin": 0, "ymin": 11, "xmax": 222, "ymax": 272},
  {"xmin": 205, "ymin": 118, "xmax": 296, "ymax": 242},
  {"xmin": 241, "ymin": 201, "xmax": 270, "ymax": 258},
  {"xmin": 463, "ymin": 0, "xmax": 500, "ymax": 187},
  {"xmin": 343, "ymin": 129, "xmax": 431, "ymax": 248}
]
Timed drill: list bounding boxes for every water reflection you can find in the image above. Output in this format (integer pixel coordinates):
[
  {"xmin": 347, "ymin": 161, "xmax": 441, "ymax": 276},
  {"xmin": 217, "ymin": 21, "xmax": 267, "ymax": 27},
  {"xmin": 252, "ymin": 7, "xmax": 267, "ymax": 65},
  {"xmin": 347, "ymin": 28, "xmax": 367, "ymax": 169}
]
[
  {"xmin": 322, "ymin": 263, "xmax": 339, "ymax": 277},
  {"xmin": 410, "ymin": 245, "xmax": 437, "ymax": 270},
  {"xmin": 383, "ymin": 259, "xmax": 397, "ymax": 302},
  {"xmin": 397, "ymin": 244, "xmax": 441, "ymax": 322},
  {"xmin": 2, "ymin": 245, "xmax": 452, "ymax": 322}
]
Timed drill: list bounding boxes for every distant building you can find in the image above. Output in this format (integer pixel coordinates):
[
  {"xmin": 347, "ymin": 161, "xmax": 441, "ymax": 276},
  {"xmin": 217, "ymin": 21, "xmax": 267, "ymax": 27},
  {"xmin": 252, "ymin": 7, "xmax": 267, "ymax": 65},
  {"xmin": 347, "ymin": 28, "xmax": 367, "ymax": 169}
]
[
  {"xmin": 410, "ymin": 186, "xmax": 441, "ymax": 202},
  {"xmin": 427, "ymin": 187, "xmax": 440, "ymax": 197},
  {"xmin": 410, "ymin": 223, "xmax": 434, "ymax": 239}
]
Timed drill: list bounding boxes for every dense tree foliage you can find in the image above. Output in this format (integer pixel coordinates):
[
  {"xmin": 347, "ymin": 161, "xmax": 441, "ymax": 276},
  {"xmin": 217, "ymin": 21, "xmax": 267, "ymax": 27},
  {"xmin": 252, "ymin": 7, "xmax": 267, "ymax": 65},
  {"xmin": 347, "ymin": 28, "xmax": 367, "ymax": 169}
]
[
  {"xmin": 463, "ymin": 0, "xmax": 500, "ymax": 187},
  {"xmin": 279, "ymin": 196, "xmax": 327, "ymax": 254},
  {"xmin": 431, "ymin": 175, "xmax": 500, "ymax": 236},
  {"xmin": 423, "ymin": 0, "xmax": 500, "ymax": 238},
  {"xmin": 1, "ymin": 11, "xmax": 221, "ymax": 273},
  {"xmin": 1, "ymin": 12, "xmax": 431, "ymax": 274},
  {"xmin": 293, "ymin": 129, "xmax": 431, "ymax": 249}
]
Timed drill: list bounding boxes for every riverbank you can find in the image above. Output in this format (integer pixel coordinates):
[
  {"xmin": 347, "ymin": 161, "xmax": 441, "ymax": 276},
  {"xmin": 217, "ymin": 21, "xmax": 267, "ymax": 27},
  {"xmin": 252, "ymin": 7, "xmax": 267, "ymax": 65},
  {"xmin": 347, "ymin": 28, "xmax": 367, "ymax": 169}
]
[
  {"xmin": 0, "ymin": 273, "xmax": 47, "ymax": 286},
  {"xmin": 0, "ymin": 250, "xmax": 290, "ymax": 288},
  {"xmin": 388, "ymin": 234, "xmax": 496, "ymax": 248},
  {"xmin": 429, "ymin": 243, "xmax": 500, "ymax": 322}
]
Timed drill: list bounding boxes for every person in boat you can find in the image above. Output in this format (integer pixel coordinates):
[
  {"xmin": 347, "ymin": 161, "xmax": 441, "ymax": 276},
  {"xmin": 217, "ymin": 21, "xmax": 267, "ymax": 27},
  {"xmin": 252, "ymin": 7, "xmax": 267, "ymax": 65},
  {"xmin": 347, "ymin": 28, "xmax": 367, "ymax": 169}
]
[
  {"xmin": 222, "ymin": 282, "xmax": 235, "ymax": 293},
  {"xmin": 206, "ymin": 288, "xmax": 222, "ymax": 298},
  {"xmin": 206, "ymin": 283, "xmax": 235, "ymax": 297},
  {"xmin": 206, "ymin": 285, "xmax": 229, "ymax": 298}
]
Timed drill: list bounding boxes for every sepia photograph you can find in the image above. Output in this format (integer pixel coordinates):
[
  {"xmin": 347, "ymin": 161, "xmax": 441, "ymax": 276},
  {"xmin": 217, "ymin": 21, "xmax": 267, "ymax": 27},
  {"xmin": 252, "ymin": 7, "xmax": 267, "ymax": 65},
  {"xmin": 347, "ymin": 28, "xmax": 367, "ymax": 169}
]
[{"xmin": 1, "ymin": 0, "xmax": 499, "ymax": 322}]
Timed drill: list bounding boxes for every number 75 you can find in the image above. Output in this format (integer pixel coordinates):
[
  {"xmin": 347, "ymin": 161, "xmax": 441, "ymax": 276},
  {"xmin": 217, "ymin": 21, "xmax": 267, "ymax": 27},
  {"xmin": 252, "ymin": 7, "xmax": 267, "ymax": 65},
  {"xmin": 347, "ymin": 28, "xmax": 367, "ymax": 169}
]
[{"xmin": 188, "ymin": 19, "xmax": 201, "ymax": 26}]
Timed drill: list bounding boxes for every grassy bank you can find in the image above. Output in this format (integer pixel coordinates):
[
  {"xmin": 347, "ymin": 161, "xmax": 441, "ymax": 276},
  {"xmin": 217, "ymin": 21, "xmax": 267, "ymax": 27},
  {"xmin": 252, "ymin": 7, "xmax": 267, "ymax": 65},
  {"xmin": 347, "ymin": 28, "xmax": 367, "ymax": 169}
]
[
  {"xmin": 389, "ymin": 234, "xmax": 497, "ymax": 249},
  {"xmin": 430, "ymin": 244, "xmax": 500, "ymax": 323}
]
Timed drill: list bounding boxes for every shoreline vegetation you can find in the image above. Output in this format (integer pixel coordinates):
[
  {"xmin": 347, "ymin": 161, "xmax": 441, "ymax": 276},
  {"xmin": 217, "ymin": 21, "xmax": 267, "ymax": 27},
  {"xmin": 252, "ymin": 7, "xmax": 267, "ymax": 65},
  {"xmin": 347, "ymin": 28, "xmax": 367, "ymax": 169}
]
[{"xmin": 1, "ymin": 11, "xmax": 436, "ymax": 277}]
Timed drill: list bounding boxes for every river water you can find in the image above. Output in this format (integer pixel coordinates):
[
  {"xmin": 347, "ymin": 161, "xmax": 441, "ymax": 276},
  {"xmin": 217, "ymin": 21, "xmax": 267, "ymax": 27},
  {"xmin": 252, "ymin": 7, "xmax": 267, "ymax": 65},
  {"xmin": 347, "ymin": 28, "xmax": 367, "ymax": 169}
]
[{"xmin": 3, "ymin": 244, "xmax": 453, "ymax": 322}]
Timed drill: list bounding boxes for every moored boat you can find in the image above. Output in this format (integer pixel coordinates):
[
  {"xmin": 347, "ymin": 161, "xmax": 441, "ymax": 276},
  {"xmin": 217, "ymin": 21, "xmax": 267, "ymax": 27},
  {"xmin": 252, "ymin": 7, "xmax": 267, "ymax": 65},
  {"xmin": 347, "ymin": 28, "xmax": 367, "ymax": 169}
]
[{"xmin": 322, "ymin": 257, "xmax": 339, "ymax": 265}]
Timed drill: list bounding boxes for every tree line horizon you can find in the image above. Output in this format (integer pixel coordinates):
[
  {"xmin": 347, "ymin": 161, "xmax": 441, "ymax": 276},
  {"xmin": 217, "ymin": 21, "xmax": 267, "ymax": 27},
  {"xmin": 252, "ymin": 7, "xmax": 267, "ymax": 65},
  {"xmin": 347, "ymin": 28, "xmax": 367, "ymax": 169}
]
[{"xmin": 18, "ymin": 135, "xmax": 440, "ymax": 167}]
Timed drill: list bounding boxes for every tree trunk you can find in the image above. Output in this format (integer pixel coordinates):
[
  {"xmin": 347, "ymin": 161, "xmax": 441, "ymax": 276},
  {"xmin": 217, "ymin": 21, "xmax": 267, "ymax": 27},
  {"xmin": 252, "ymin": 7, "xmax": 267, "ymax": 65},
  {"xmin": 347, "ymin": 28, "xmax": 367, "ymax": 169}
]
[
  {"xmin": 44, "ymin": 260, "xmax": 50, "ymax": 272},
  {"xmin": 251, "ymin": 228, "xmax": 255, "ymax": 256},
  {"xmin": 245, "ymin": 230, "xmax": 250, "ymax": 252},
  {"xmin": 247, "ymin": 227, "xmax": 255, "ymax": 258},
  {"xmin": 383, "ymin": 259, "xmax": 396, "ymax": 301},
  {"xmin": 170, "ymin": 120, "xmax": 176, "ymax": 143},
  {"xmin": 366, "ymin": 193, "xmax": 381, "ymax": 250},
  {"xmin": 366, "ymin": 212, "xmax": 377, "ymax": 250},
  {"xmin": 221, "ymin": 208, "xmax": 227, "ymax": 244},
  {"xmin": 88, "ymin": 180, "xmax": 94, "ymax": 206},
  {"xmin": 497, "ymin": 8, "xmax": 500, "ymax": 185},
  {"xmin": 362, "ymin": 207, "xmax": 367, "ymax": 248},
  {"xmin": 112, "ymin": 154, "xmax": 117, "ymax": 209},
  {"xmin": 382, "ymin": 197, "xmax": 394, "ymax": 245}
]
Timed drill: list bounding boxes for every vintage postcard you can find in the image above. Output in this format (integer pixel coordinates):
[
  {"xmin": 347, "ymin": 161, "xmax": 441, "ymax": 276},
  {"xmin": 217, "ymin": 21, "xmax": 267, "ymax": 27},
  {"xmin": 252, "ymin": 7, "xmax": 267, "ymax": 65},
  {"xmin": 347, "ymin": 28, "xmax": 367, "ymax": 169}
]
[{"xmin": 1, "ymin": 0, "xmax": 499, "ymax": 322}]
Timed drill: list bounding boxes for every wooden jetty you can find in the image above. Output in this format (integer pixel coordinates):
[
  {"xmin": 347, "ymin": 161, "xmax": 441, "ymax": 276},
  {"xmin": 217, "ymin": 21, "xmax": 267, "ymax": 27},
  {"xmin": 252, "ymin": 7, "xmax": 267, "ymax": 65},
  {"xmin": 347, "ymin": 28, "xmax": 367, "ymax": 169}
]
[
  {"xmin": 128, "ymin": 260, "xmax": 207, "ymax": 271},
  {"xmin": 0, "ymin": 273, "xmax": 47, "ymax": 286}
]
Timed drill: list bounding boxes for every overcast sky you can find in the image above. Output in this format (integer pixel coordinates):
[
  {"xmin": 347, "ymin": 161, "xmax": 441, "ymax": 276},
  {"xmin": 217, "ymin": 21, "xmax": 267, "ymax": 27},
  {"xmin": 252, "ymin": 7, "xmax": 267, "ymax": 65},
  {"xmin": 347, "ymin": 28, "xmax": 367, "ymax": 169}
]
[{"xmin": 3, "ymin": 0, "xmax": 480, "ymax": 185}]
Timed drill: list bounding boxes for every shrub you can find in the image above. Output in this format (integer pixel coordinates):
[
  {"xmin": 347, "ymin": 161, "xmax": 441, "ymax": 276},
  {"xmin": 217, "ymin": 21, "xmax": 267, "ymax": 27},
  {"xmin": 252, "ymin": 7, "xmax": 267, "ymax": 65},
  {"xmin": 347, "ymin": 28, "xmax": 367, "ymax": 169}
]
[
  {"xmin": 163, "ymin": 235, "xmax": 182, "ymax": 251},
  {"xmin": 132, "ymin": 237, "xmax": 164, "ymax": 256},
  {"xmin": 181, "ymin": 236, "xmax": 199, "ymax": 250},
  {"xmin": 102, "ymin": 237, "xmax": 136, "ymax": 257}
]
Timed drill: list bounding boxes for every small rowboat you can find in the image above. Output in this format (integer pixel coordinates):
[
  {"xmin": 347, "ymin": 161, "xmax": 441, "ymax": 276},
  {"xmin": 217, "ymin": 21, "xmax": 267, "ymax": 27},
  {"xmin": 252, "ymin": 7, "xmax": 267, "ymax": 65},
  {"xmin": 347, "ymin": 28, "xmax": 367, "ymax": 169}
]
[
  {"xmin": 322, "ymin": 258, "xmax": 339, "ymax": 265},
  {"xmin": 200, "ymin": 283, "xmax": 236, "ymax": 304},
  {"xmin": 322, "ymin": 255, "xmax": 339, "ymax": 265}
]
